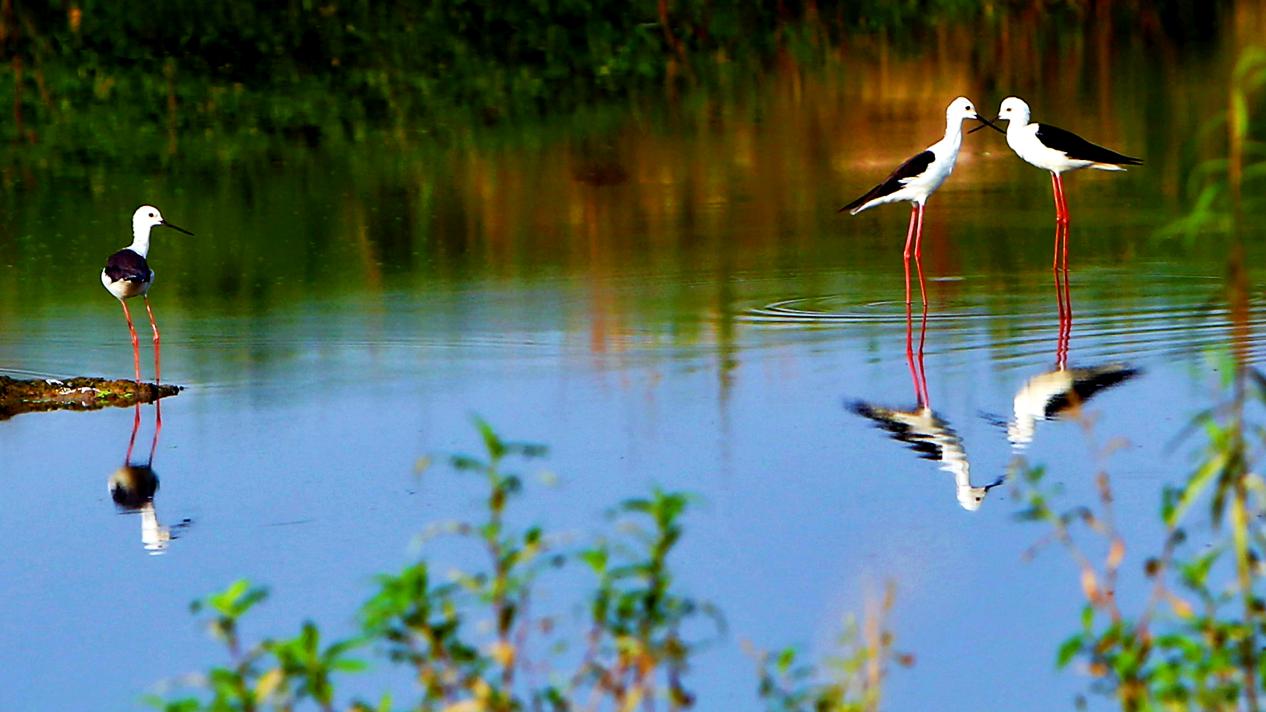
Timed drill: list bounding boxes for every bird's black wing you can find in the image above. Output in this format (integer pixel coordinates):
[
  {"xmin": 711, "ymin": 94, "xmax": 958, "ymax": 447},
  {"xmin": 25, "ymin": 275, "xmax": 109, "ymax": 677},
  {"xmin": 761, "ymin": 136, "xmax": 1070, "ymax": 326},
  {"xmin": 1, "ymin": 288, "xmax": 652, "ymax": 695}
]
[
  {"xmin": 1034, "ymin": 124, "xmax": 1142, "ymax": 166},
  {"xmin": 104, "ymin": 248, "xmax": 151, "ymax": 283},
  {"xmin": 848, "ymin": 400, "xmax": 946, "ymax": 463},
  {"xmin": 840, "ymin": 150, "xmax": 935, "ymax": 214},
  {"xmin": 1045, "ymin": 365, "xmax": 1141, "ymax": 416}
]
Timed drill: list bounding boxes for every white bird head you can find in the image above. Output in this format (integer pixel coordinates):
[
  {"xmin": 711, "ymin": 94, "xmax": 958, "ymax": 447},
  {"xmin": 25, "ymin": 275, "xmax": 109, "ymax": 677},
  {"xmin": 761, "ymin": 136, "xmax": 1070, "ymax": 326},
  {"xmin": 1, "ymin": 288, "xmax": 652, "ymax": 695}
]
[
  {"xmin": 945, "ymin": 96, "xmax": 981, "ymax": 123},
  {"xmin": 997, "ymin": 97, "xmax": 1032, "ymax": 125},
  {"xmin": 956, "ymin": 485, "xmax": 989, "ymax": 511},
  {"xmin": 132, "ymin": 205, "xmax": 194, "ymax": 240},
  {"xmin": 955, "ymin": 475, "xmax": 1007, "ymax": 511}
]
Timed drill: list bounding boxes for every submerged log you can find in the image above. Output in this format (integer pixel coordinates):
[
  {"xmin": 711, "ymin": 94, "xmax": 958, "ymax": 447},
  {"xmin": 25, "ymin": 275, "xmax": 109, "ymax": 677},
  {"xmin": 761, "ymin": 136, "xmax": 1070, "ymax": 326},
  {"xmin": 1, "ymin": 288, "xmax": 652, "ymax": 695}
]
[{"xmin": 0, "ymin": 376, "xmax": 180, "ymax": 419}]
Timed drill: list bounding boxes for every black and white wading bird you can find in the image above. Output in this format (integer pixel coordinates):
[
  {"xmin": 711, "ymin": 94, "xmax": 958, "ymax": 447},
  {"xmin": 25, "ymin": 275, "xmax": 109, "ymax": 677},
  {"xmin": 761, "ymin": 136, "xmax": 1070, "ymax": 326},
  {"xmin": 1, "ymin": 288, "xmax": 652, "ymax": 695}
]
[
  {"xmin": 841, "ymin": 97, "xmax": 997, "ymax": 305},
  {"xmin": 848, "ymin": 305, "xmax": 1005, "ymax": 511},
  {"xmin": 973, "ymin": 96, "xmax": 1141, "ymax": 267},
  {"xmin": 109, "ymin": 403, "xmax": 179, "ymax": 554},
  {"xmin": 101, "ymin": 206, "xmax": 193, "ymax": 383}
]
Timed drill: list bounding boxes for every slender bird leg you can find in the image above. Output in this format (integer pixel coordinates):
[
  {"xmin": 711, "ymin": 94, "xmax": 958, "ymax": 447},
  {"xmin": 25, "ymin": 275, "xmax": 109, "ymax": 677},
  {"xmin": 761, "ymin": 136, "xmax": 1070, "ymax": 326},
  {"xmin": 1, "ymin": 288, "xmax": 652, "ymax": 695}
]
[
  {"xmin": 149, "ymin": 401, "xmax": 163, "ymax": 466},
  {"xmin": 1049, "ymin": 179, "xmax": 1071, "ymax": 270},
  {"xmin": 1056, "ymin": 260, "xmax": 1073, "ymax": 370},
  {"xmin": 913, "ymin": 203, "xmax": 926, "ymax": 261},
  {"xmin": 1051, "ymin": 218, "xmax": 1063, "ymax": 271},
  {"xmin": 913, "ymin": 204, "xmax": 928, "ymax": 306},
  {"xmin": 120, "ymin": 300, "xmax": 141, "ymax": 382},
  {"xmin": 904, "ymin": 301, "xmax": 930, "ymax": 408},
  {"xmin": 916, "ymin": 300, "xmax": 930, "ymax": 406},
  {"xmin": 1061, "ymin": 217, "xmax": 1070, "ymax": 272},
  {"xmin": 1054, "ymin": 243, "xmax": 1067, "ymax": 322},
  {"xmin": 902, "ymin": 205, "xmax": 918, "ymax": 305},
  {"xmin": 1049, "ymin": 172, "xmax": 1060, "ymax": 225},
  {"xmin": 1054, "ymin": 173, "xmax": 1070, "ymax": 225},
  {"xmin": 125, "ymin": 403, "xmax": 142, "ymax": 463},
  {"xmin": 905, "ymin": 302, "xmax": 919, "ymax": 402},
  {"xmin": 144, "ymin": 296, "xmax": 161, "ymax": 384}
]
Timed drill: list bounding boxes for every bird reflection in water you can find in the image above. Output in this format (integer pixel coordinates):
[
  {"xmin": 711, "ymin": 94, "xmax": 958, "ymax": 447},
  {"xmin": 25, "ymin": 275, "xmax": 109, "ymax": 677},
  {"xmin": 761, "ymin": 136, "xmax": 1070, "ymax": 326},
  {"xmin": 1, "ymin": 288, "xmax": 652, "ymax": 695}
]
[
  {"xmin": 1008, "ymin": 222, "xmax": 1140, "ymax": 450},
  {"xmin": 108, "ymin": 403, "xmax": 187, "ymax": 553},
  {"xmin": 848, "ymin": 303, "xmax": 1005, "ymax": 511}
]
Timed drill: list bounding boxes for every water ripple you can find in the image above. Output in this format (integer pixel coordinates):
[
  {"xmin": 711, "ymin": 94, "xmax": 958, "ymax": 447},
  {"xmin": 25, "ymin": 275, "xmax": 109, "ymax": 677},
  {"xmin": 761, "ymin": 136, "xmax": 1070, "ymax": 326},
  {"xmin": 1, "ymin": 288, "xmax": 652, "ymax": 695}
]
[{"xmin": 740, "ymin": 272, "xmax": 1266, "ymax": 367}]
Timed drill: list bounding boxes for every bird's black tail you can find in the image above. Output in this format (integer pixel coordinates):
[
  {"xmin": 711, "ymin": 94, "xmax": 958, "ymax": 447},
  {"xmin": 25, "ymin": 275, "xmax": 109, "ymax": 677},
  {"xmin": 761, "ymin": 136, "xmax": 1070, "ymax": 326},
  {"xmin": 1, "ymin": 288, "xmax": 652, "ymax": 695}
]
[{"xmin": 839, "ymin": 189, "xmax": 879, "ymax": 215}]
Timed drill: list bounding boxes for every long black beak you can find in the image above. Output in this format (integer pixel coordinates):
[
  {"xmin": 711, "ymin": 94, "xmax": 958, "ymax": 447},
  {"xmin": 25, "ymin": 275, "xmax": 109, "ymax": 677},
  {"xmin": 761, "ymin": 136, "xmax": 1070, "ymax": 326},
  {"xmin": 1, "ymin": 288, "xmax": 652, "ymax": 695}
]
[
  {"xmin": 969, "ymin": 115, "xmax": 1005, "ymax": 135},
  {"xmin": 982, "ymin": 475, "xmax": 1007, "ymax": 491},
  {"xmin": 160, "ymin": 220, "xmax": 194, "ymax": 236}
]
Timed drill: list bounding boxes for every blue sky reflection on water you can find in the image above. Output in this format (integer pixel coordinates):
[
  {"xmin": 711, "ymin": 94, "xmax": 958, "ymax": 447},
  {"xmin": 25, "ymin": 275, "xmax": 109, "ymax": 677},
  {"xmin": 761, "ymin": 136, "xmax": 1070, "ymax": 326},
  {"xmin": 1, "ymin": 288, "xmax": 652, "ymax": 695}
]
[
  {"xmin": 4, "ymin": 33, "xmax": 1266, "ymax": 708},
  {"xmin": 3, "ymin": 246, "xmax": 1259, "ymax": 710}
]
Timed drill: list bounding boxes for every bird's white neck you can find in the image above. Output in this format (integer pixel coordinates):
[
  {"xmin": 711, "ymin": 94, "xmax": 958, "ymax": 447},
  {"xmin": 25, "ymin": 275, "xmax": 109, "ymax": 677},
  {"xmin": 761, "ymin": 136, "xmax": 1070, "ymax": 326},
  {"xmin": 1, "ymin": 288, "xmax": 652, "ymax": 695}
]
[
  {"xmin": 1004, "ymin": 112, "xmax": 1032, "ymax": 137},
  {"xmin": 937, "ymin": 115, "xmax": 965, "ymax": 154},
  {"xmin": 129, "ymin": 225, "xmax": 152, "ymax": 258}
]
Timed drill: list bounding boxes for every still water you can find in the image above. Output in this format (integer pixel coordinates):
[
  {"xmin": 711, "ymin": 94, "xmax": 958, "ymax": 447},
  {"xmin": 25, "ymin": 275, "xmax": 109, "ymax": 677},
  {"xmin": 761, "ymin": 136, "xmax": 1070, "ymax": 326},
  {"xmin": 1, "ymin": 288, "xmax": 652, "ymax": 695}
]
[{"xmin": 3, "ymin": 20, "xmax": 1266, "ymax": 712}]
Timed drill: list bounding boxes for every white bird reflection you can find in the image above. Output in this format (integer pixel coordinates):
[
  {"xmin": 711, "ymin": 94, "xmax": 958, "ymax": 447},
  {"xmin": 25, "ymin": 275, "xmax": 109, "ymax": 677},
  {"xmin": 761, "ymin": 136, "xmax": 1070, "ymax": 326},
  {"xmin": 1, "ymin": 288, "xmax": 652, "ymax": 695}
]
[
  {"xmin": 849, "ymin": 304, "xmax": 1004, "ymax": 511},
  {"xmin": 108, "ymin": 402, "xmax": 185, "ymax": 554},
  {"xmin": 1007, "ymin": 256, "xmax": 1140, "ymax": 451}
]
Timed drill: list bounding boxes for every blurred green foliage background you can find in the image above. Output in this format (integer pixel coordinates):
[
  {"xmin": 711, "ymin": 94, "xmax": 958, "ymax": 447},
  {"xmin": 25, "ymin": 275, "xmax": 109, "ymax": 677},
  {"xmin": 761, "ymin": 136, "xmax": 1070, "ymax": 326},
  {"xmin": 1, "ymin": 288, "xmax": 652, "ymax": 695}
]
[{"xmin": 0, "ymin": 0, "xmax": 1232, "ymax": 170}]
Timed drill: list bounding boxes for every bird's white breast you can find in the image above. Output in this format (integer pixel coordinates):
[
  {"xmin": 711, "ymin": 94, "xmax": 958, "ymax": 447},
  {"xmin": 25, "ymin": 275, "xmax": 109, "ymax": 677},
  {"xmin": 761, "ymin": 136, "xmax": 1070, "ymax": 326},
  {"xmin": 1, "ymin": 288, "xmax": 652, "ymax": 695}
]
[
  {"xmin": 912, "ymin": 138, "xmax": 961, "ymax": 193},
  {"xmin": 101, "ymin": 269, "xmax": 153, "ymax": 300}
]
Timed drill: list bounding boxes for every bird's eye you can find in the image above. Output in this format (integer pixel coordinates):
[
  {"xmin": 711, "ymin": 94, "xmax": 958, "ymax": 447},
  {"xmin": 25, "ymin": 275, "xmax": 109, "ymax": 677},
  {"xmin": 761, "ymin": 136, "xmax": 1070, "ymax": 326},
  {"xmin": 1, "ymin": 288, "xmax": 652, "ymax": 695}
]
[{"xmin": 148, "ymin": 212, "xmax": 155, "ymax": 218}]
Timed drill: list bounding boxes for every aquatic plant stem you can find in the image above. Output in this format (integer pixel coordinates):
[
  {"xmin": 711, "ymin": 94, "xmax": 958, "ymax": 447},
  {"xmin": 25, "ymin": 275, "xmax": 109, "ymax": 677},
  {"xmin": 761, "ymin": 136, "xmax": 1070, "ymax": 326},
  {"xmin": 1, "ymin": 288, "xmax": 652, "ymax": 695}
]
[{"xmin": 1229, "ymin": 239, "xmax": 1258, "ymax": 712}]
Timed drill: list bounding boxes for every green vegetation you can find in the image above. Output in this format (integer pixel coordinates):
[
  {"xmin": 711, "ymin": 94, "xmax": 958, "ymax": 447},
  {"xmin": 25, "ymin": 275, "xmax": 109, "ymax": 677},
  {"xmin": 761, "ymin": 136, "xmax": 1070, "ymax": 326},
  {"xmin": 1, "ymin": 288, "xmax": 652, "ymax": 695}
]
[
  {"xmin": 151, "ymin": 289, "xmax": 1266, "ymax": 710},
  {"xmin": 151, "ymin": 419, "xmax": 904, "ymax": 711},
  {"xmin": 756, "ymin": 584, "xmax": 910, "ymax": 712},
  {"xmin": 1013, "ymin": 256, "xmax": 1266, "ymax": 709},
  {"xmin": 0, "ymin": 2, "xmax": 1230, "ymax": 172},
  {"xmin": 1164, "ymin": 46, "xmax": 1266, "ymax": 238}
]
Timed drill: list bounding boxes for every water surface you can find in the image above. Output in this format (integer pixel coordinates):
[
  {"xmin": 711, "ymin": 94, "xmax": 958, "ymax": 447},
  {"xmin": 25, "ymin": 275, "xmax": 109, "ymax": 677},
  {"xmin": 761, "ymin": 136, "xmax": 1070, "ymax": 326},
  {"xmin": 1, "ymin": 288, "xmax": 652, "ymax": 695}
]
[{"xmin": 2, "ymin": 21, "xmax": 1266, "ymax": 711}]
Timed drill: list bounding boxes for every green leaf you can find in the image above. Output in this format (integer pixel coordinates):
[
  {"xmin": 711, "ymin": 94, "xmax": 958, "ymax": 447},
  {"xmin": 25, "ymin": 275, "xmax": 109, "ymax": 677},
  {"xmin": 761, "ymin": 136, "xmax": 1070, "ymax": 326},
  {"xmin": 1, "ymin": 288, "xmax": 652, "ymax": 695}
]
[
  {"xmin": 1167, "ymin": 449, "xmax": 1227, "ymax": 527},
  {"xmin": 1056, "ymin": 635, "xmax": 1083, "ymax": 668}
]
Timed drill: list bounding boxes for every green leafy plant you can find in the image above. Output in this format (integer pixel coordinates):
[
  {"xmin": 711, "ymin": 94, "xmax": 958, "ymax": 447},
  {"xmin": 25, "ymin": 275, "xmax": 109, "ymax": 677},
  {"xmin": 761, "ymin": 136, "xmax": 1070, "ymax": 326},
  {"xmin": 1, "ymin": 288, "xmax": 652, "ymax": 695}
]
[
  {"xmin": 151, "ymin": 419, "xmax": 758, "ymax": 711},
  {"xmin": 755, "ymin": 583, "xmax": 910, "ymax": 712},
  {"xmin": 1014, "ymin": 261, "xmax": 1266, "ymax": 710},
  {"xmin": 1162, "ymin": 46, "xmax": 1266, "ymax": 239}
]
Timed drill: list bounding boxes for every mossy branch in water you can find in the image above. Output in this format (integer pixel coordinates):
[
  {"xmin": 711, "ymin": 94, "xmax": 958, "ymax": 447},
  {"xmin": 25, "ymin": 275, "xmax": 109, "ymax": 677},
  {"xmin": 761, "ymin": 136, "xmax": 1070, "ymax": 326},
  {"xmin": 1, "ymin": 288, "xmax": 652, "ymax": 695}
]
[{"xmin": 0, "ymin": 376, "xmax": 179, "ymax": 420}]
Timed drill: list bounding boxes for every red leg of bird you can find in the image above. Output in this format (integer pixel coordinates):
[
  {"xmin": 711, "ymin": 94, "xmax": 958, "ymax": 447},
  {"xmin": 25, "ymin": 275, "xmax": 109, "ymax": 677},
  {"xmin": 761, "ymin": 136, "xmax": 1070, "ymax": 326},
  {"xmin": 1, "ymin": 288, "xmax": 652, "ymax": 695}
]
[
  {"xmin": 144, "ymin": 296, "xmax": 161, "ymax": 384},
  {"xmin": 1054, "ymin": 241, "xmax": 1066, "ymax": 322},
  {"xmin": 913, "ymin": 204, "xmax": 928, "ymax": 306},
  {"xmin": 1050, "ymin": 175, "xmax": 1072, "ymax": 268},
  {"xmin": 1060, "ymin": 202, "xmax": 1070, "ymax": 270},
  {"xmin": 120, "ymin": 300, "xmax": 141, "ymax": 382},
  {"xmin": 125, "ymin": 403, "xmax": 142, "ymax": 463},
  {"xmin": 904, "ymin": 301, "xmax": 930, "ymax": 408},
  {"xmin": 1049, "ymin": 172, "xmax": 1061, "ymax": 227},
  {"xmin": 904, "ymin": 303, "xmax": 918, "ymax": 401},
  {"xmin": 1053, "ymin": 257, "xmax": 1067, "ymax": 369},
  {"xmin": 1054, "ymin": 219, "xmax": 1066, "ymax": 271},
  {"xmin": 1050, "ymin": 176, "xmax": 1060, "ymax": 270},
  {"xmin": 915, "ymin": 300, "xmax": 930, "ymax": 406},
  {"xmin": 901, "ymin": 205, "xmax": 917, "ymax": 305},
  {"xmin": 1055, "ymin": 173, "xmax": 1070, "ymax": 225},
  {"xmin": 149, "ymin": 401, "xmax": 163, "ymax": 465},
  {"xmin": 1057, "ymin": 263, "xmax": 1073, "ymax": 369}
]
